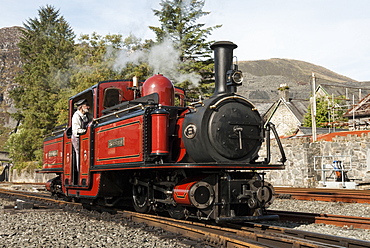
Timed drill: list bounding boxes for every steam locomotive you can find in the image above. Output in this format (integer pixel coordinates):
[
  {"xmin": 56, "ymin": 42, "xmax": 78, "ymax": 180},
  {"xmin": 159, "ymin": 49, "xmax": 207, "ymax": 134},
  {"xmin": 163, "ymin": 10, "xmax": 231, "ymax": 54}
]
[{"xmin": 41, "ymin": 41, "xmax": 286, "ymax": 223}]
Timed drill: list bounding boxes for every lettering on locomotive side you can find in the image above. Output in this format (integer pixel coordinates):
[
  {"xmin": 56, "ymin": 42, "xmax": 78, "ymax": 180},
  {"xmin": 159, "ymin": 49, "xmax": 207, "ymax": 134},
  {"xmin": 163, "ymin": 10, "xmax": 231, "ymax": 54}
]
[
  {"xmin": 108, "ymin": 137, "xmax": 125, "ymax": 148},
  {"xmin": 48, "ymin": 150, "xmax": 58, "ymax": 157}
]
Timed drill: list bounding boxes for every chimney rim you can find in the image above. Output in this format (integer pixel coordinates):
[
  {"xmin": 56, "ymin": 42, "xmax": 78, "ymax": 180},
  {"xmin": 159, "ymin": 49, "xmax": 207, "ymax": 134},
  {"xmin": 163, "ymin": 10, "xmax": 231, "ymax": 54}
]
[{"xmin": 211, "ymin": 41, "xmax": 237, "ymax": 50}]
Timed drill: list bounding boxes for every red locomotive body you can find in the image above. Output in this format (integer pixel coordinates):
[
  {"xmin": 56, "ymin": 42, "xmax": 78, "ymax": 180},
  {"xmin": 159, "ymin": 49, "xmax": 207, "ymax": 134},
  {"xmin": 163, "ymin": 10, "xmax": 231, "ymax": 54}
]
[
  {"xmin": 40, "ymin": 41, "xmax": 286, "ymax": 223},
  {"xmin": 43, "ymin": 136, "xmax": 63, "ymax": 171}
]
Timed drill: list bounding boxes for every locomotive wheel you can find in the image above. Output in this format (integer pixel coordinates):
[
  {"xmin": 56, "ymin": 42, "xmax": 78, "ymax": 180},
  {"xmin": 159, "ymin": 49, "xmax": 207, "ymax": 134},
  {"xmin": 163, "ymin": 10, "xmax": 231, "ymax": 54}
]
[
  {"xmin": 168, "ymin": 205, "xmax": 186, "ymax": 220},
  {"xmin": 132, "ymin": 184, "xmax": 151, "ymax": 213}
]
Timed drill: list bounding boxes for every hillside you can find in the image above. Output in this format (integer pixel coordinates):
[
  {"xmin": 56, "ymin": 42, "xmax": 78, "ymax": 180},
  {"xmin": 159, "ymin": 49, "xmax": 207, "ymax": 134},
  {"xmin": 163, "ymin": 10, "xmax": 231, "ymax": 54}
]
[
  {"xmin": 236, "ymin": 59, "xmax": 363, "ymax": 105},
  {"xmin": 0, "ymin": 26, "xmax": 22, "ymax": 89},
  {"xmin": 0, "ymin": 26, "xmax": 23, "ymax": 149},
  {"xmin": 240, "ymin": 58, "xmax": 355, "ymax": 84}
]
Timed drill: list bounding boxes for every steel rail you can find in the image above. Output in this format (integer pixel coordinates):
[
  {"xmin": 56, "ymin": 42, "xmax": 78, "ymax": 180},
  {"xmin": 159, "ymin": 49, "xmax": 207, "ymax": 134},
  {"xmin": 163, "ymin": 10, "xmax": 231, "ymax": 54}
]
[
  {"xmin": 0, "ymin": 182, "xmax": 46, "ymax": 185},
  {"xmin": 237, "ymin": 222, "xmax": 370, "ymax": 248},
  {"xmin": 268, "ymin": 210, "xmax": 370, "ymax": 229},
  {"xmin": 120, "ymin": 210, "xmax": 346, "ymax": 248},
  {"xmin": 275, "ymin": 187, "xmax": 370, "ymax": 204},
  {"xmin": 0, "ymin": 188, "xmax": 81, "ymax": 208}
]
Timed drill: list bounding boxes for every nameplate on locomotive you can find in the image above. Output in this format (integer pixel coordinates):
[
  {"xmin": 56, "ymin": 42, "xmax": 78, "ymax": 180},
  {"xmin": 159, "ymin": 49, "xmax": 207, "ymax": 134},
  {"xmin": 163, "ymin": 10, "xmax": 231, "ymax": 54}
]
[
  {"xmin": 108, "ymin": 138, "xmax": 125, "ymax": 148},
  {"xmin": 48, "ymin": 150, "xmax": 58, "ymax": 157}
]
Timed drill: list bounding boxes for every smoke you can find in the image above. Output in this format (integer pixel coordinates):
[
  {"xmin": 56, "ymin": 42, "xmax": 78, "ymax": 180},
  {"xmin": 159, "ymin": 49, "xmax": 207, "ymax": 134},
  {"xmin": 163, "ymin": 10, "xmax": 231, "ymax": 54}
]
[
  {"xmin": 147, "ymin": 38, "xmax": 179, "ymax": 75},
  {"xmin": 113, "ymin": 38, "xmax": 201, "ymax": 87},
  {"xmin": 113, "ymin": 47, "xmax": 145, "ymax": 70}
]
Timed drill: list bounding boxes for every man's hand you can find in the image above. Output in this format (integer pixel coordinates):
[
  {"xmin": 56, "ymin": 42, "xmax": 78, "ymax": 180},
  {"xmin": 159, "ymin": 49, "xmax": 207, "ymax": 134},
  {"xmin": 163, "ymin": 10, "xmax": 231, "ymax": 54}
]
[{"xmin": 78, "ymin": 129, "xmax": 86, "ymax": 134}]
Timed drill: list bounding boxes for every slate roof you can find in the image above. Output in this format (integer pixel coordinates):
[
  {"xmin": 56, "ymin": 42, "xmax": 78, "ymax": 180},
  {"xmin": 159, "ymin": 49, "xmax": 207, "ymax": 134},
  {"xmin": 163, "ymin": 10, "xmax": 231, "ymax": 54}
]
[
  {"xmin": 318, "ymin": 82, "xmax": 370, "ymax": 102},
  {"xmin": 253, "ymin": 102, "xmax": 274, "ymax": 116},
  {"xmin": 343, "ymin": 93, "xmax": 370, "ymax": 118},
  {"xmin": 285, "ymin": 100, "xmax": 310, "ymax": 122},
  {"xmin": 263, "ymin": 98, "xmax": 310, "ymax": 123},
  {"xmin": 296, "ymin": 126, "xmax": 348, "ymax": 136}
]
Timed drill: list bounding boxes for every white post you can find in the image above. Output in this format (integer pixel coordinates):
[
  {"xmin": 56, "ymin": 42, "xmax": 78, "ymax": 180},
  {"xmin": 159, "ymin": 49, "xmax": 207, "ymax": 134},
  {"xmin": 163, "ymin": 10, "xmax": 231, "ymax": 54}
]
[
  {"xmin": 311, "ymin": 72, "xmax": 317, "ymax": 141},
  {"xmin": 332, "ymin": 94, "xmax": 335, "ymax": 132},
  {"xmin": 359, "ymin": 89, "xmax": 362, "ymax": 101},
  {"xmin": 353, "ymin": 95, "xmax": 355, "ymax": 130}
]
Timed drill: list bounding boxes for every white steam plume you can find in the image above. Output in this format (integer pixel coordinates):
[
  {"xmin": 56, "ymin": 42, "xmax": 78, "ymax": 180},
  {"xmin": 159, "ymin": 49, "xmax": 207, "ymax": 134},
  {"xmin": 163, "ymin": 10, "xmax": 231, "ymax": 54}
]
[{"xmin": 113, "ymin": 38, "xmax": 201, "ymax": 87}]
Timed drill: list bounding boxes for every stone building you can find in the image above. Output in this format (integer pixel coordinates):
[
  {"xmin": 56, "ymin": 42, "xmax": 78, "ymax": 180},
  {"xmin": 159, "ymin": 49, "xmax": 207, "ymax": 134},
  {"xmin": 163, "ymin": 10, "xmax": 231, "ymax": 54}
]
[
  {"xmin": 264, "ymin": 97, "xmax": 309, "ymax": 136},
  {"xmin": 263, "ymin": 82, "xmax": 370, "ymax": 137},
  {"xmin": 263, "ymin": 86, "xmax": 309, "ymax": 136}
]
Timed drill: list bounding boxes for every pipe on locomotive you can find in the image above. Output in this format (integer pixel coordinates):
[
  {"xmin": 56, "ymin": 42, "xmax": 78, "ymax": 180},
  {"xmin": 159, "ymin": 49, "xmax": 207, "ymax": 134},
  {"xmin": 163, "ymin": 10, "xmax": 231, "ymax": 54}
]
[{"xmin": 210, "ymin": 41, "xmax": 238, "ymax": 97}]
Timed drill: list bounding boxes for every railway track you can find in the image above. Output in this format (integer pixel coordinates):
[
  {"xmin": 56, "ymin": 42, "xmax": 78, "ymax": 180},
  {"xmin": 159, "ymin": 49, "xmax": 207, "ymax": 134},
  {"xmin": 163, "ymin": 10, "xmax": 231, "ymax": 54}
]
[
  {"xmin": 267, "ymin": 210, "xmax": 370, "ymax": 229},
  {"xmin": 3, "ymin": 183, "xmax": 369, "ymax": 204},
  {"xmin": 1, "ymin": 187, "xmax": 370, "ymax": 247},
  {"xmin": 275, "ymin": 187, "xmax": 370, "ymax": 203},
  {"xmin": 123, "ymin": 211, "xmax": 370, "ymax": 248},
  {"xmin": 0, "ymin": 188, "xmax": 81, "ymax": 209}
]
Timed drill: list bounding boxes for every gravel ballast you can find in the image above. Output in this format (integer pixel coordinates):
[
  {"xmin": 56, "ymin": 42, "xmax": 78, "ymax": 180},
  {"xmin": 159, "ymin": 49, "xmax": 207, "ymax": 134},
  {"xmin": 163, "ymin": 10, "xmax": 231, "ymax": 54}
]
[
  {"xmin": 0, "ymin": 209, "xmax": 193, "ymax": 248},
  {"xmin": 1, "ymin": 197, "xmax": 370, "ymax": 246},
  {"xmin": 0, "ymin": 198, "xmax": 194, "ymax": 248}
]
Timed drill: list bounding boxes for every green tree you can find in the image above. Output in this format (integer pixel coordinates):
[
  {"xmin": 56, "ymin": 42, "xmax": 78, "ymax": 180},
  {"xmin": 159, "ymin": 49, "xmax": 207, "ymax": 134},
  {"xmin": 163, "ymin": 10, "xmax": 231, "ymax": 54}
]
[
  {"xmin": 8, "ymin": 5, "xmax": 75, "ymax": 162},
  {"xmin": 53, "ymin": 33, "xmax": 152, "ymax": 124},
  {"xmin": 149, "ymin": 0, "xmax": 221, "ymax": 97},
  {"xmin": 303, "ymin": 96, "xmax": 348, "ymax": 128},
  {"xmin": 69, "ymin": 33, "xmax": 152, "ymax": 91},
  {"xmin": 70, "ymin": 33, "xmax": 124, "ymax": 93}
]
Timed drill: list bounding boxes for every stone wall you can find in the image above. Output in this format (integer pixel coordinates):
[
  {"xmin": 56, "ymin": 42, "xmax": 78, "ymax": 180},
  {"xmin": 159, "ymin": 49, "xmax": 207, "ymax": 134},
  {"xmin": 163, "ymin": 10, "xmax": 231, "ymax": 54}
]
[
  {"xmin": 263, "ymin": 133, "xmax": 370, "ymax": 188},
  {"xmin": 9, "ymin": 169, "xmax": 56, "ymax": 183}
]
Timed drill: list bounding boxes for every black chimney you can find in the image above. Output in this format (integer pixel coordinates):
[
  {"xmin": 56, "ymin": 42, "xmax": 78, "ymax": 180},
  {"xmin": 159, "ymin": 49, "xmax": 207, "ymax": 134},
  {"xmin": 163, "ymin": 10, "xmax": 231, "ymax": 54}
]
[{"xmin": 210, "ymin": 41, "xmax": 237, "ymax": 97}]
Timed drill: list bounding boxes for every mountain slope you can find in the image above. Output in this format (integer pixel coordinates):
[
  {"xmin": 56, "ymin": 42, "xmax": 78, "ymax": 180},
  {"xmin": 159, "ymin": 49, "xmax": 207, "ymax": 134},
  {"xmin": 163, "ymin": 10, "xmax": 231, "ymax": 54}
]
[
  {"xmin": 236, "ymin": 58, "xmax": 361, "ymax": 104},
  {"xmin": 239, "ymin": 58, "xmax": 356, "ymax": 84},
  {"xmin": 0, "ymin": 26, "xmax": 23, "ymax": 149}
]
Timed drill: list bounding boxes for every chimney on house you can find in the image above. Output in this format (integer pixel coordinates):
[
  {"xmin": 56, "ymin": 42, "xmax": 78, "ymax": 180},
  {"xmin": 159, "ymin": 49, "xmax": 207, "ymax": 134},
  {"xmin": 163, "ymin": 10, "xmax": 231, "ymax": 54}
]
[{"xmin": 278, "ymin": 83, "xmax": 290, "ymax": 101}]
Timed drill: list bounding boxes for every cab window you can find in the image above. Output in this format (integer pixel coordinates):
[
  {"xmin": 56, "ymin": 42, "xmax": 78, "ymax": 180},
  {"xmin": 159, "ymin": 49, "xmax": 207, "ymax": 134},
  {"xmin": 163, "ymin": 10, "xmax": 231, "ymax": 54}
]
[{"xmin": 103, "ymin": 88, "xmax": 122, "ymax": 109}]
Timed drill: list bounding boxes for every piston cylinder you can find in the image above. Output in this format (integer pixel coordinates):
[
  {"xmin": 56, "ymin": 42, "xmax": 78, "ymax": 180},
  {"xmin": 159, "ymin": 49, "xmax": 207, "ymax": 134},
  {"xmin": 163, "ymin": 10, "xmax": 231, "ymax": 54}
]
[
  {"xmin": 45, "ymin": 180, "xmax": 52, "ymax": 192},
  {"xmin": 173, "ymin": 180, "xmax": 214, "ymax": 209}
]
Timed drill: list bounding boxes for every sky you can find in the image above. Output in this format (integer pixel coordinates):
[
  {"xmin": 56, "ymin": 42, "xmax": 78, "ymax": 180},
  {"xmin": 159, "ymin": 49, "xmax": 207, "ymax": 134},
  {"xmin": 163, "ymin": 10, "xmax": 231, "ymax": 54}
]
[{"xmin": 1, "ymin": 0, "xmax": 370, "ymax": 81}]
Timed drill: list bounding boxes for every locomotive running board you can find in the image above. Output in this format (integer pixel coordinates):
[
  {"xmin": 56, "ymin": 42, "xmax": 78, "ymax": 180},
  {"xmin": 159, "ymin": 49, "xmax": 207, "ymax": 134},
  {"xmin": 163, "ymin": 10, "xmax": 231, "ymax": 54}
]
[{"xmin": 216, "ymin": 214, "xmax": 279, "ymax": 224}]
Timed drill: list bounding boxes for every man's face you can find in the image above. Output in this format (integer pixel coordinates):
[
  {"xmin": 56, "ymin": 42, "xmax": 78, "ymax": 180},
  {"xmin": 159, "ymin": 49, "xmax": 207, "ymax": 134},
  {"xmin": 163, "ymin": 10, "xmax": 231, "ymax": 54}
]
[{"xmin": 81, "ymin": 104, "xmax": 90, "ymax": 113}]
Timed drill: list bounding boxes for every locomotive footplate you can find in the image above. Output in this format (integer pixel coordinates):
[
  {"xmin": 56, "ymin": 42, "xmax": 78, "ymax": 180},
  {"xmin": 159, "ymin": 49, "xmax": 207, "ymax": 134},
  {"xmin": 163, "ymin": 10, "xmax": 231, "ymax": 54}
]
[{"xmin": 90, "ymin": 162, "xmax": 285, "ymax": 171}]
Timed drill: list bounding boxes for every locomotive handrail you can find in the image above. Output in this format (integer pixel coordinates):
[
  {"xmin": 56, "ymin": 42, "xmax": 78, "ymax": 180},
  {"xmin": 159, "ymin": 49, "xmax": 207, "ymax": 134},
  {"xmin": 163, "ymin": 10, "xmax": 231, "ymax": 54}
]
[
  {"xmin": 44, "ymin": 123, "xmax": 68, "ymax": 138},
  {"xmin": 189, "ymin": 100, "xmax": 204, "ymax": 107},
  {"xmin": 268, "ymin": 122, "xmax": 287, "ymax": 163},
  {"xmin": 45, "ymin": 127, "xmax": 67, "ymax": 138},
  {"xmin": 209, "ymin": 95, "xmax": 257, "ymax": 110},
  {"xmin": 52, "ymin": 128, "xmax": 67, "ymax": 136},
  {"xmin": 94, "ymin": 103, "xmax": 144, "ymax": 122}
]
